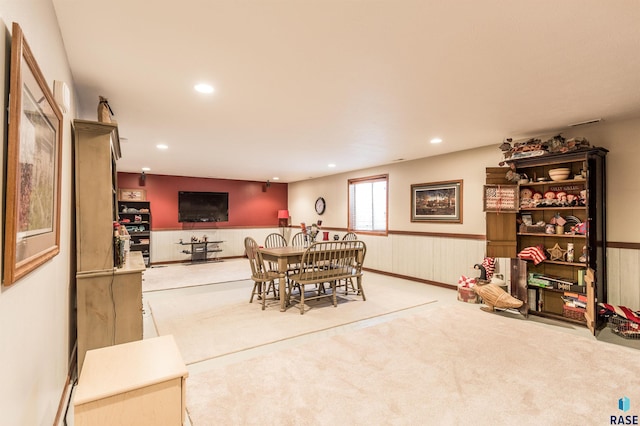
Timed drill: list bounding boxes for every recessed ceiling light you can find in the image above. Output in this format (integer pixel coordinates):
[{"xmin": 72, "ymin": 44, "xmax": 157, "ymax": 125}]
[
  {"xmin": 194, "ymin": 83, "xmax": 214, "ymax": 94},
  {"xmin": 328, "ymin": 163, "xmax": 336, "ymax": 168},
  {"xmin": 142, "ymin": 167, "xmax": 151, "ymax": 171},
  {"xmin": 272, "ymin": 177, "xmax": 280, "ymax": 181},
  {"xmin": 156, "ymin": 144, "xmax": 168, "ymax": 150},
  {"xmin": 430, "ymin": 138, "xmax": 443, "ymax": 144}
]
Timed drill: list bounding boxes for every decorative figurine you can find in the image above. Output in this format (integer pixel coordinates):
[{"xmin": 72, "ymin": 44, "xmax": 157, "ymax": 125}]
[
  {"xmin": 566, "ymin": 243, "xmax": 574, "ymax": 262},
  {"xmin": 547, "ymin": 243, "xmax": 567, "ymax": 261},
  {"xmin": 579, "ymin": 245, "xmax": 587, "ymax": 263}
]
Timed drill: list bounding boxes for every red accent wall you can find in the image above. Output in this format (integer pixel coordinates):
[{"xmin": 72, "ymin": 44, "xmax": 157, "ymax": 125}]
[{"xmin": 118, "ymin": 173, "xmax": 288, "ymax": 230}]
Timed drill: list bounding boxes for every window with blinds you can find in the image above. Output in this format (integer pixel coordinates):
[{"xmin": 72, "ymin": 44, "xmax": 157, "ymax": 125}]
[{"xmin": 348, "ymin": 174, "xmax": 388, "ymax": 234}]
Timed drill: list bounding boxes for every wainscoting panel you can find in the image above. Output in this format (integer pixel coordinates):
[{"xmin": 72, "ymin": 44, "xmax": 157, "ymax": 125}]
[
  {"xmin": 606, "ymin": 247, "xmax": 640, "ymax": 308},
  {"xmin": 150, "ymin": 228, "xmax": 278, "ymax": 263},
  {"xmin": 355, "ymin": 234, "xmax": 394, "ymax": 273},
  {"xmin": 364, "ymin": 233, "xmax": 486, "ymax": 287},
  {"xmin": 149, "ymin": 229, "xmax": 639, "ymax": 308}
]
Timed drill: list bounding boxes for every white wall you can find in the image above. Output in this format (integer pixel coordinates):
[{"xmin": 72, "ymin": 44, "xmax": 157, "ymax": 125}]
[
  {"xmin": 289, "ymin": 119, "xmax": 640, "ymax": 306},
  {"xmin": 0, "ymin": 2, "xmax": 76, "ymax": 424}
]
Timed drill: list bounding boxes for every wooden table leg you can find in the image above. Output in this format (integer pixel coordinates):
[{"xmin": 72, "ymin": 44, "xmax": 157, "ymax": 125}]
[{"xmin": 278, "ymin": 258, "xmax": 288, "ymax": 311}]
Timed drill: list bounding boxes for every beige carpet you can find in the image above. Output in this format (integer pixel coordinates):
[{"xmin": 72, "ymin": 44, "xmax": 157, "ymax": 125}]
[
  {"xmin": 143, "ymin": 259, "xmax": 250, "ymax": 292},
  {"xmin": 185, "ymin": 304, "xmax": 640, "ymax": 426},
  {"xmin": 148, "ymin": 279, "xmax": 437, "ymax": 365}
]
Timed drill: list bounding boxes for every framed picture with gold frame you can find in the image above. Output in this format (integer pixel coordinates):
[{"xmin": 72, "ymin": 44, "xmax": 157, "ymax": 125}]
[
  {"xmin": 3, "ymin": 23, "xmax": 63, "ymax": 286},
  {"xmin": 411, "ymin": 180, "xmax": 463, "ymax": 223},
  {"xmin": 118, "ymin": 188, "xmax": 147, "ymax": 201}
]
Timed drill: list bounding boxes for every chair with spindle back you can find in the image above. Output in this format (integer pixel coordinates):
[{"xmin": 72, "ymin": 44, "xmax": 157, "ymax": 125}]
[{"xmin": 244, "ymin": 237, "xmax": 280, "ymax": 310}]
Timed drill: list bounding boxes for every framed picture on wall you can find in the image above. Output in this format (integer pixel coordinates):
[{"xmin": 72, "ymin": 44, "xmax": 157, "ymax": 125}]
[
  {"xmin": 119, "ymin": 188, "xmax": 147, "ymax": 201},
  {"xmin": 3, "ymin": 23, "xmax": 64, "ymax": 285},
  {"xmin": 411, "ymin": 180, "xmax": 463, "ymax": 223}
]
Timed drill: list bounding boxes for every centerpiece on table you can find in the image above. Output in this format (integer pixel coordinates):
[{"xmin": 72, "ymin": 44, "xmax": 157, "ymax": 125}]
[{"xmin": 300, "ymin": 220, "xmax": 322, "ymax": 246}]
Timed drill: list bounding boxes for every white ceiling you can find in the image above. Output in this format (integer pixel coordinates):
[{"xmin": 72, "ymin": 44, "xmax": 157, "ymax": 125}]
[{"xmin": 52, "ymin": 0, "xmax": 640, "ymax": 183}]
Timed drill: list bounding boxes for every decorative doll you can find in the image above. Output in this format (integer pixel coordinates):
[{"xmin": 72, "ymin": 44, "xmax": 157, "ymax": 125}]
[
  {"xmin": 539, "ymin": 191, "xmax": 556, "ymax": 207},
  {"xmin": 556, "ymin": 191, "xmax": 568, "ymax": 206}
]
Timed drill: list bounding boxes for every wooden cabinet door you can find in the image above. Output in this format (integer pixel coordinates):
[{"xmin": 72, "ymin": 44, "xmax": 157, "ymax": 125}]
[
  {"xmin": 510, "ymin": 258, "xmax": 529, "ymax": 316},
  {"xmin": 585, "ymin": 268, "xmax": 596, "ymax": 335},
  {"xmin": 485, "ymin": 167, "xmax": 516, "ymax": 258}
]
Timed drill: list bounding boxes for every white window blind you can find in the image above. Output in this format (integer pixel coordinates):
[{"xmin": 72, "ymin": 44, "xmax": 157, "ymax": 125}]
[{"xmin": 348, "ymin": 175, "xmax": 388, "ymax": 233}]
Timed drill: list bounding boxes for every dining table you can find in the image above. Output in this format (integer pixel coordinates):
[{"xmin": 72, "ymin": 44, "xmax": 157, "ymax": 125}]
[{"xmin": 259, "ymin": 245, "xmax": 307, "ymax": 311}]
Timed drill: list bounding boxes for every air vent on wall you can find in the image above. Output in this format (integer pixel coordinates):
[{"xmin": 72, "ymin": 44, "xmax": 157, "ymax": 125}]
[{"xmin": 568, "ymin": 118, "xmax": 602, "ymax": 127}]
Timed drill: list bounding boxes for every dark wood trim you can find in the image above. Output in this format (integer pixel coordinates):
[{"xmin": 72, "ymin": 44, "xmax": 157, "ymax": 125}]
[
  {"xmin": 389, "ymin": 230, "xmax": 486, "ymax": 240},
  {"xmin": 363, "ymin": 267, "xmax": 456, "ymax": 290},
  {"xmin": 607, "ymin": 242, "xmax": 640, "ymax": 250}
]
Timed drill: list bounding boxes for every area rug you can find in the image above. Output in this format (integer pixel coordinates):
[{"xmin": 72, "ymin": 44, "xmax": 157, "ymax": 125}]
[
  {"xmin": 185, "ymin": 304, "xmax": 640, "ymax": 426},
  {"xmin": 143, "ymin": 258, "xmax": 250, "ymax": 292},
  {"xmin": 148, "ymin": 278, "xmax": 437, "ymax": 365}
]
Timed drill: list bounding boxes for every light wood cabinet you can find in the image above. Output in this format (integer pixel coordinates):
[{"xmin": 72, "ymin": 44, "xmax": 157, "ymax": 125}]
[
  {"xmin": 74, "ymin": 120, "xmax": 120, "ymax": 272},
  {"xmin": 74, "ymin": 335, "xmax": 188, "ymax": 426},
  {"xmin": 76, "ymin": 252, "xmax": 145, "ymax": 371},
  {"xmin": 74, "ymin": 119, "xmax": 145, "ymax": 372}
]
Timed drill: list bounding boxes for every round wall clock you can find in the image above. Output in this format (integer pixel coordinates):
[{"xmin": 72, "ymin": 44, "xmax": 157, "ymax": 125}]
[{"xmin": 315, "ymin": 197, "xmax": 326, "ymax": 215}]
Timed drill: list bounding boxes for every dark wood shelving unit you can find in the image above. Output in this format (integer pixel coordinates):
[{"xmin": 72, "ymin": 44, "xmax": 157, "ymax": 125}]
[
  {"xmin": 118, "ymin": 201, "xmax": 151, "ymax": 267},
  {"xmin": 486, "ymin": 147, "xmax": 607, "ymax": 334}
]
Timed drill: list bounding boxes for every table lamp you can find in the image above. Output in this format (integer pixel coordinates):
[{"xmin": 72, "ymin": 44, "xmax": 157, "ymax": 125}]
[{"xmin": 278, "ymin": 210, "xmax": 290, "ymax": 235}]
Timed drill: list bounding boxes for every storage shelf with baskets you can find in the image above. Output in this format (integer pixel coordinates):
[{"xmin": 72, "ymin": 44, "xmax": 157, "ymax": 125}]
[{"xmin": 485, "ymin": 147, "xmax": 607, "ymax": 334}]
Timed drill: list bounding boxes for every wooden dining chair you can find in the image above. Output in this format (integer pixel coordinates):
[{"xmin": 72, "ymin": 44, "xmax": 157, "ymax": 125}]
[
  {"xmin": 339, "ymin": 233, "xmax": 360, "ymax": 294},
  {"xmin": 244, "ymin": 237, "xmax": 280, "ymax": 310},
  {"xmin": 342, "ymin": 232, "xmax": 358, "ymax": 240},
  {"xmin": 264, "ymin": 233, "xmax": 287, "ymax": 273},
  {"xmin": 265, "ymin": 232, "xmax": 287, "ymax": 248},
  {"xmin": 291, "ymin": 232, "xmax": 305, "ymax": 247}
]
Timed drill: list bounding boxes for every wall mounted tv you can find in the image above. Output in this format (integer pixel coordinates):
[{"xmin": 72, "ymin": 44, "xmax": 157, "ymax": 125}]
[{"xmin": 178, "ymin": 191, "xmax": 229, "ymax": 222}]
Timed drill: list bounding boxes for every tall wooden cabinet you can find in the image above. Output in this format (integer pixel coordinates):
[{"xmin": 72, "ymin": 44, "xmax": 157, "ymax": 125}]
[
  {"xmin": 486, "ymin": 148, "xmax": 607, "ymax": 334},
  {"xmin": 74, "ymin": 120, "xmax": 145, "ymax": 372}
]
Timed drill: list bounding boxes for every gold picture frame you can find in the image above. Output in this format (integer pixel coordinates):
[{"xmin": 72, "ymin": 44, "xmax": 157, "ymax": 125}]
[
  {"xmin": 4, "ymin": 23, "xmax": 63, "ymax": 285},
  {"xmin": 411, "ymin": 180, "xmax": 463, "ymax": 223},
  {"xmin": 118, "ymin": 188, "xmax": 147, "ymax": 201}
]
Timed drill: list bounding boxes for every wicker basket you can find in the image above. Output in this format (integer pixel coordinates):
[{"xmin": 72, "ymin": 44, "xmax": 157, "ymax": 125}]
[
  {"xmin": 519, "ymin": 224, "xmax": 546, "ymax": 233},
  {"xmin": 457, "ymin": 286, "xmax": 479, "ymax": 304},
  {"xmin": 562, "ymin": 305, "xmax": 586, "ymax": 322},
  {"xmin": 607, "ymin": 316, "xmax": 640, "ymax": 340}
]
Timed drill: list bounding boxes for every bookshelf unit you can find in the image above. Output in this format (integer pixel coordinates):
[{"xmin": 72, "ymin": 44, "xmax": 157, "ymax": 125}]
[
  {"xmin": 486, "ymin": 147, "xmax": 607, "ymax": 334},
  {"xmin": 118, "ymin": 201, "xmax": 151, "ymax": 266}
]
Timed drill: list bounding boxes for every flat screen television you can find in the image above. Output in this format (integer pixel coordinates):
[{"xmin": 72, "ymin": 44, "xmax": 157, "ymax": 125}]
[{"xmin": 178, "ymin": 191, "xmax": 229, "ymax": 222}]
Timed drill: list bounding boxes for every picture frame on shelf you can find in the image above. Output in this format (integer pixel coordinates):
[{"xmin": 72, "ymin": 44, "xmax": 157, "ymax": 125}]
[
  {"xmin": 3, "ymin": 23, "xmax": 63, "ymax": 286},
  {"xmin": 119, "ymin": 188, "xmax": 147, "ymax": 201},
  {"xmin": 411, "ymin": 180, "xmax": 463, "ymax": 223},
  {"xmin": 483, "ymin": 184, "xmax": 519, "ymax": 212}
]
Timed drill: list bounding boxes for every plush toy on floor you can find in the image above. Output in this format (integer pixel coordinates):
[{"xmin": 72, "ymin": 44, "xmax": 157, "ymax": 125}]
[{"xmin": 472, "ymin": 263, "xmax": 524, "ymax": 313}]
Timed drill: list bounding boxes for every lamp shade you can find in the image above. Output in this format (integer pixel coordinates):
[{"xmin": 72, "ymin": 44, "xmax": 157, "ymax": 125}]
[{"xmin": 278, "ymin": 210, "xmax": 290, "ymax": 219}]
